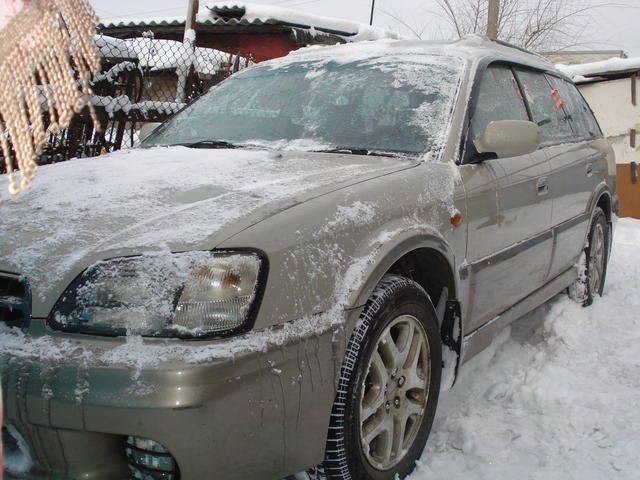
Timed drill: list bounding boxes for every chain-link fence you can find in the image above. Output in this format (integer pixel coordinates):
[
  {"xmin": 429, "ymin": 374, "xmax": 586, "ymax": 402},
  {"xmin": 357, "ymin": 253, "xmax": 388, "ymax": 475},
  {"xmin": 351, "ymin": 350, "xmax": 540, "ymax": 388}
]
[{"xmin": 0, "ymin": 29, "xmax": 253, "ymax": 174}]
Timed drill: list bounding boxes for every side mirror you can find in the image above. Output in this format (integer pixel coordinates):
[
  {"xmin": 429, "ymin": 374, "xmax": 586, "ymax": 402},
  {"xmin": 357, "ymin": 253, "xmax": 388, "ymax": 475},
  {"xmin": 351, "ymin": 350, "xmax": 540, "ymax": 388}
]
[
  {"xmin": 474, "ymin": 120, "xmax": 540, "ymax": 159},
  {"xmin": 139, "ymin": 122, "xmax": 162, "ymax": 143}
]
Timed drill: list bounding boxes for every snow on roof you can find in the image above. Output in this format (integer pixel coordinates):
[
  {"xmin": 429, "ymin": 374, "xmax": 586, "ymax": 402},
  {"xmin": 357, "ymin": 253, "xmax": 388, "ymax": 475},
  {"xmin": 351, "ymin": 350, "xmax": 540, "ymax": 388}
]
[
  {"xmin": 98, "ymin": 16, "xmax": 189, "ymax": 30},
  {"xmin": 127, "ymin": 38, "xmax": 227, "ymax": 75},
  {"xmin": 276, "ymin": 35, "xmax": 552, "ymax": 74},
  {"xmin": 99, "ymin": 3, "xmax": 399, "ymax": 42},
  {"xmin": 202, "ymin": 2, "xmax": 400, "ymax": 41},
  {"xmin": 94, "ymin": 35, "xmax": 138, "ymax": 60},
  {"xmin": 556, "ymin": 56, "xmax": 640, "ymax": 84}
]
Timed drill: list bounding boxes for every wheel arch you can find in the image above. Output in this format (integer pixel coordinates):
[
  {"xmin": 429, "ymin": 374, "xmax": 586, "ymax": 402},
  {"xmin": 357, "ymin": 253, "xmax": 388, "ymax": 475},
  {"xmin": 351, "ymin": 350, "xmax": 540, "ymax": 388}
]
[
  {"xmin": 588, "ymin": 186, "xmax": 614, "ymax": 253},
  {"xmin": 589, "ymin": 185, "xmax": 613, "ymax": 222},
  {"xmin": 349, "ymin": 233, "xmax": 459, "ymax": 327},
  {"xmin": 595, "ymin": 189, "xmax": 613, "ymax": 223}
]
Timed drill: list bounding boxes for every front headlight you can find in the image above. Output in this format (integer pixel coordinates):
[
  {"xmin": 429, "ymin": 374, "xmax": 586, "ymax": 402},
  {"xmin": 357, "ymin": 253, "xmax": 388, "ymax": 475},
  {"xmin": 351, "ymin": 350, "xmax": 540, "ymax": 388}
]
[{"xmin": 50, "ymin": 251, "xmax": 265, "ymax": 338}]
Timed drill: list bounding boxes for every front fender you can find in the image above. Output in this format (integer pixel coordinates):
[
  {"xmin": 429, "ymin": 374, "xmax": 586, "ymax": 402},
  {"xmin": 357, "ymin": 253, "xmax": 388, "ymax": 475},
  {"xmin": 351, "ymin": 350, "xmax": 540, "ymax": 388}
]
[{"xmin": 346, "ymin": 226, "xmax": 458, "ymax": 311}]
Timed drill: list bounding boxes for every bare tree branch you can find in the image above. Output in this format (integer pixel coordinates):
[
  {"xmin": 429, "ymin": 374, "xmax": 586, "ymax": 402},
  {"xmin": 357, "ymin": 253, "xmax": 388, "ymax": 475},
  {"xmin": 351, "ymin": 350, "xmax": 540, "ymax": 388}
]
[
  {"xmin": 424, "ymin": 0, "xmax": 611, "ymax": 51},
  {"xmin": 380, "ymin": 9, "xmax": 429, "ymax": 39}
]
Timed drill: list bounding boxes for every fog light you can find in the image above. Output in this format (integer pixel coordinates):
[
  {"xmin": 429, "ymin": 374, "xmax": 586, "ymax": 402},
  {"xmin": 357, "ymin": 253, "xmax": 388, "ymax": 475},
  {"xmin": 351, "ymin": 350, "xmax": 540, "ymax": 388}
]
[{"xmin": 125, "ymin": 436, "xmax": 180, "ymax": 479}]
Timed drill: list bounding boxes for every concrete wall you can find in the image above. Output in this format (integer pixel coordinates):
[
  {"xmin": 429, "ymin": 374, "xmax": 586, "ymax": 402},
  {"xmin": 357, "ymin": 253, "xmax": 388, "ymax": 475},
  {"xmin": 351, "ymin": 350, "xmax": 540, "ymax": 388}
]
[
  {"xmin": 546, "ymin": 50, "xmax": 626, "ymax": 66},
  {"xmin": 578, "ymin": 77, "xmax": 640, "ymax": 218},
  {"xmin": 579, "ymin": 77, "xmax": 640, "ymax": 165}
]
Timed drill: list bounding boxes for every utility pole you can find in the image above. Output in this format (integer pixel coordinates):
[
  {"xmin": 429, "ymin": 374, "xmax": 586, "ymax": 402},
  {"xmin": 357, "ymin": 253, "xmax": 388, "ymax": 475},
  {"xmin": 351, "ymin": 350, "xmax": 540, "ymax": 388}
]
[
  {"xmin": 486, "ymin": 0, "xmax": 499, "ymax": 39},
  {"xmin": 369, "ymin": 0, "xmax": 376, "ymax": 26},
  {"xmin": 176, "ymin": 0, "xmax": 199, "ymax": 103}
]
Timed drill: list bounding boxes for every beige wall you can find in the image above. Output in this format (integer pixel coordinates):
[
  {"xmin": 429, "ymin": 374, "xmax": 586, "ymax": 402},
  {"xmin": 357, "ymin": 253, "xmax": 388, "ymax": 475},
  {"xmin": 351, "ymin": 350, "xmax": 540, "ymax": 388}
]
[
  {"xmin": 579, "ymin": 78, "xmax": 640, "ymax": 165},
  {"xmin": 546, "ymin": 50, "xmax": 625, "ymax": 66}
]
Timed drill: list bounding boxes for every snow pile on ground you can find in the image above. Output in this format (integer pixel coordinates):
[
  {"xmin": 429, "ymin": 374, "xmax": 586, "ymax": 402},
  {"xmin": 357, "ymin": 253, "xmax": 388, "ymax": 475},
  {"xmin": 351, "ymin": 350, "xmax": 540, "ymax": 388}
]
[
  {"xmin": 410, "ymin": 217, "xmax": 640, "ymax": 480},
  {"xmin": 556, "ymin": 57, "xmax": 640, "ymax": 83}
]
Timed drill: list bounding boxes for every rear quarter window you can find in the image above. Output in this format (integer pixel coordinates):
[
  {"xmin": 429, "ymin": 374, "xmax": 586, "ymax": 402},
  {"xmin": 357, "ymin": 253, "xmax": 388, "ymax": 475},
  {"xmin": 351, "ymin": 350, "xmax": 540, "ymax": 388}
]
[
  {"xmin": 546, "ymin": 75, "xmax": 602, "ymax": 139},
  {"xmin": 515, "ymin": 68, "xmax": 574, "ymax": 145}
]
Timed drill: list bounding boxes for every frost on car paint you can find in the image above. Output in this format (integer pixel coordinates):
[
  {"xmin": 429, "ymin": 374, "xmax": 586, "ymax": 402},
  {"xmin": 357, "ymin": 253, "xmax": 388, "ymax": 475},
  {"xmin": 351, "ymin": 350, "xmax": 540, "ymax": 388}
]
[{"xmin": 0, "ymin": 148, "xmax": 405, "ymax": 308}]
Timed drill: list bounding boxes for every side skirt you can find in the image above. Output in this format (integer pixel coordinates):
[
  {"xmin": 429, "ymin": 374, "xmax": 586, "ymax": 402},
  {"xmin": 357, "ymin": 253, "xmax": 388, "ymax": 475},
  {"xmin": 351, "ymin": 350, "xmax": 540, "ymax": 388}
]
[{"xmin": 461, "ymin": 266, "xmax": 577, "ymax": 364}]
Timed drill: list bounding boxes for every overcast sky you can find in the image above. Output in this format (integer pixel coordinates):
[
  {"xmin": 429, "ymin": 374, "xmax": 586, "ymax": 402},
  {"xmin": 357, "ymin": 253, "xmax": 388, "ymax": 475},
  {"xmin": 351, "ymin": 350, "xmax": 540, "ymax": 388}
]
[{"xmin": 90, "ymin": 0, "xmax": 640, "ymax": 57}]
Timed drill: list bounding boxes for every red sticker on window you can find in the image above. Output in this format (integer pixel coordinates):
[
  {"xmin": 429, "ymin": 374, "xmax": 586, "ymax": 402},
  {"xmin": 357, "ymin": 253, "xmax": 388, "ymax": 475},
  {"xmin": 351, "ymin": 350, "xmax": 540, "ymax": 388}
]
[
  {"xmin": 512, "ymin": 78, "xmax": 524, "ymax": 101},
  {"xmin": 551, "ymin": 89, "xmax": 565, "ymax": 110}
]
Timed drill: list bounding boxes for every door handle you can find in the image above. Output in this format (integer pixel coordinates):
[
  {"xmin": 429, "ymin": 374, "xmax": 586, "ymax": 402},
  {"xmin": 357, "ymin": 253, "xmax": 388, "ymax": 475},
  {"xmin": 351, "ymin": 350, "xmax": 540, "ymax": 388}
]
[
  {"xmin": 632, "ymin": 161, "xmax": 638, "ymax": 184},
  {"xmin": 536, "ymin": 177, "xmax": 549, "ymax": 196},
  {"xmin": 586, "ymin": 163, "xmax": 593, "ymax": 177}
]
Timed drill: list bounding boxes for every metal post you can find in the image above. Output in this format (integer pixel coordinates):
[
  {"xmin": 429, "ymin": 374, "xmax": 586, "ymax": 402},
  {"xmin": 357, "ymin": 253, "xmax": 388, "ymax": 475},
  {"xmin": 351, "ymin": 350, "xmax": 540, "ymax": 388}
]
[
  {"xmin": 369, "ymin": 0, "xmax": 376, "ymax": 26},
  {"xmin": 176, "ymin": 0, "xmax": 199, "ymax": 103},
  {"xmin": 486, "ymin": 0, "xmax": 499, "ymax": 39}
]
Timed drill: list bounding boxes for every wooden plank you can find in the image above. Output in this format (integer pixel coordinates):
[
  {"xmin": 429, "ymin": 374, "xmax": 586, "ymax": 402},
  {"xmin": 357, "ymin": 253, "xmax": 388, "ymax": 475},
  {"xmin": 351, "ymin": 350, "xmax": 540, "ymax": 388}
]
[{"xmin": 616, "ymin": 163, "xmax": 640, "ymax": 219}]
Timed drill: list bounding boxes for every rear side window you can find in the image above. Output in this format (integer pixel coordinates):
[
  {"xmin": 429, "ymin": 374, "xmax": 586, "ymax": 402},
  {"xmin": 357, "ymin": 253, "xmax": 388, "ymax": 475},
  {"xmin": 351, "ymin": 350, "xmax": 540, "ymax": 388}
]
[
  {"xmin": 546, "ymin": 75, "xmax": 602, "ymax": 139},
  {"xmin": 470, "ymin": 65, "xmax": 529, "ymax": 141},
  {"xmin": 515, "ymin": 69, "xmax": 573, "ymax": 144}
]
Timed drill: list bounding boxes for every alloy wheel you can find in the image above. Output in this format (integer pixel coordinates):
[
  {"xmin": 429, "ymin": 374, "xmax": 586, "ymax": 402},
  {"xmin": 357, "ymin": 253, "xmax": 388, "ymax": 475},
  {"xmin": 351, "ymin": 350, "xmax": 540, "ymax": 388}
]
[
  {"xmin": 359, "ymin": 314, "xmax": 431, "ymax": 471},
  {"xmin": 589, "ymin": 222, "xmax": 606, "ymax": 295}
]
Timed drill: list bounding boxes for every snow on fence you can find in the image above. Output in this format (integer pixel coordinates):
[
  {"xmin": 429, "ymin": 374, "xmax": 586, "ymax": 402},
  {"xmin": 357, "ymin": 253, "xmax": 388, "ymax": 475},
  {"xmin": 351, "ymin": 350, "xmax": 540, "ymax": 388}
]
[{"xmin": 0, "ymin": 31, "xmax": 252, "ymax": 174}]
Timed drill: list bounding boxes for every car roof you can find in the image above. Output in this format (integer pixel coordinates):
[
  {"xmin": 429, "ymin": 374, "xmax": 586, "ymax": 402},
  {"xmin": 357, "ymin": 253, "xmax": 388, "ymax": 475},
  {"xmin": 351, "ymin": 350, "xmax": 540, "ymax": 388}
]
[{"xmin": 282, "ymin": 34, "xmax": 569, "ymax": 80}]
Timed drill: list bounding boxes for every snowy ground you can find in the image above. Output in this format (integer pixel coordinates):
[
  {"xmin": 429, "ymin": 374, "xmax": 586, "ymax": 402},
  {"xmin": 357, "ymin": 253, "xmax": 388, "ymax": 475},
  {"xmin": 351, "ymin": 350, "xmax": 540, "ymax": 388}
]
[{"xmin": 411, "ymin": 217, "xmax": 640, "ymax": 480}]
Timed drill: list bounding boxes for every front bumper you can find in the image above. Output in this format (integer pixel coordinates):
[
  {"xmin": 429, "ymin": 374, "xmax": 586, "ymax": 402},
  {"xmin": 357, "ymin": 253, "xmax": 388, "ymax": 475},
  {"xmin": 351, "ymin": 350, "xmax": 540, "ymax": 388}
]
[{"xmin": 2, "ymin": 318, "xmax": 343, "ymax": 480}]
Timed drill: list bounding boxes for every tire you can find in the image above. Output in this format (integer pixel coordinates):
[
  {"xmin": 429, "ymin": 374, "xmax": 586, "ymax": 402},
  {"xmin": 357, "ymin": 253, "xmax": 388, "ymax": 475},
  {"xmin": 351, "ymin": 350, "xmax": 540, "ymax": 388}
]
[
  {"xmin": 569, "ymin": 207, "xmax": 610, "ymax": 306},
  {"xmin": 323, "ymin": 275, "xmax": 442, "ymax": 480}
]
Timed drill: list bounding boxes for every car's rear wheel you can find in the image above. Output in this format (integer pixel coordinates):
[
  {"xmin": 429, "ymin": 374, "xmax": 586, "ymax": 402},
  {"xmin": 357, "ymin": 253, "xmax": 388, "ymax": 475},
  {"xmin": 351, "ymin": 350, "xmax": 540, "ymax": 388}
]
[
  {"xmin": 569, "ymin": 207, "xmax": 609, "ymax": 306},
  {"xmin": 324, "ymin": 275, "xmax": 441, "ymax": 480}
]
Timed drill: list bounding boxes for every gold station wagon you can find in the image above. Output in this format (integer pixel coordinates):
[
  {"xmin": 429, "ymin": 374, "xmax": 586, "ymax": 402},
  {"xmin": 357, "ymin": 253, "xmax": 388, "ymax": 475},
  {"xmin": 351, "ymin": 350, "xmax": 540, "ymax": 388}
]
[{"xmin": 0, "ymin": 36, "xmax": 617, "ymax": 480}]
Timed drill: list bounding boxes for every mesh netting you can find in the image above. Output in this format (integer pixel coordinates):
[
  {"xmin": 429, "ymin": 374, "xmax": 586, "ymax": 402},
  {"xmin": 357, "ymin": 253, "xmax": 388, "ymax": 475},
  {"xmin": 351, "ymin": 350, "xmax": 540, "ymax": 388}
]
[{"xmin": 0, "ymin": 29, "xmax": 253, "ymax": 173}]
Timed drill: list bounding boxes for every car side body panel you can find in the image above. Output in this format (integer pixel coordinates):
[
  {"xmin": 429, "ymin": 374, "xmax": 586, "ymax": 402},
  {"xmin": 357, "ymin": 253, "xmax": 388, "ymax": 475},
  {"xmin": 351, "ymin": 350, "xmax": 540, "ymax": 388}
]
[
  {"xmin": 463, "ymin": 150, "xmax": 553, "ymax": 332},
  {"xmin": 220, "ymin": 161, "xmax": 467, "ymax": 332},
  {"xmin": 546, "ymin": 139, "xmax": 611, "ymax": 279}
]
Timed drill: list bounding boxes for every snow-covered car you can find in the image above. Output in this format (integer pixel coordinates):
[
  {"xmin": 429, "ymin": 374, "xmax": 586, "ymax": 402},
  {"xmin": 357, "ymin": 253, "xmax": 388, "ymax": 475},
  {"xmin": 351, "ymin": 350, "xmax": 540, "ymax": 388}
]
[{"xmin": 0, "ymin": 36, "xmax": 617, "ymax": 480}]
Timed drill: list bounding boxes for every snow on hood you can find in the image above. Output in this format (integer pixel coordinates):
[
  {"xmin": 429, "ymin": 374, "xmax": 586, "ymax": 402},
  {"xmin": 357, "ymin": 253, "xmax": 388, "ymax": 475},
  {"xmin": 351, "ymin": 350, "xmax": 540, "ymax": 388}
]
[{"xmin": 0, "ymin": 147, "xmax": 411, "ymax": 314}]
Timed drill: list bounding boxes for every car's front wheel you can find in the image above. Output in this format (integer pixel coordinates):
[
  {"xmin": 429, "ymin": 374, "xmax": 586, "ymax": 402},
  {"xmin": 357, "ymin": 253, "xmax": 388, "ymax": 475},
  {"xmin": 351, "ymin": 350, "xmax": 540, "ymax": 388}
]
[{"xmin": 324, "ymin": 275, "xmax": 441, "ymax": 480}]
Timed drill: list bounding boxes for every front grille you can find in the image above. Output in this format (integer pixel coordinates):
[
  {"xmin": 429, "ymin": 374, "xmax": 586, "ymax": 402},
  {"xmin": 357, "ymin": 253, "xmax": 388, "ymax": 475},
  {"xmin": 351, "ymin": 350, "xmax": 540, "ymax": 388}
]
[{"xmin": 0, "ymin": 272, "xmax": 31, "ymax": 328}]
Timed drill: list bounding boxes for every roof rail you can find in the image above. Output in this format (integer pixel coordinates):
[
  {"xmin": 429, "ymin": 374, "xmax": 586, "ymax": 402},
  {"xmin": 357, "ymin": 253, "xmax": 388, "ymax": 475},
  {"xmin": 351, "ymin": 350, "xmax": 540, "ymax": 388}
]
[{"xmin": 490, "ymin": 38, "xmax": 550, "ymax": 63}]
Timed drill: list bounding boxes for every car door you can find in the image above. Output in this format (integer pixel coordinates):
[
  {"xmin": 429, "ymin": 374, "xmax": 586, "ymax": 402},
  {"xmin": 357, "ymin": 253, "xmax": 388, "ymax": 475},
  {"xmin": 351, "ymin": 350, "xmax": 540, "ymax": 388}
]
[
  {"xmin": 462, "ymin": 63, "xmax": 553, "ymax": 332},
  {"xmin": 541, "ymin": 74, "xmax": 609, "ymax": 278}
]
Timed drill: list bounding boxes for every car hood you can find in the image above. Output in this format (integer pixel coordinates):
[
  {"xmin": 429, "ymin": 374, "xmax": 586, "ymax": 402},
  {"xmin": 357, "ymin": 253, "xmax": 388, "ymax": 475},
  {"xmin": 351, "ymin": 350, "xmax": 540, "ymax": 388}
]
[{"xmin": 0, "ymin": 147, "xmax": 416, "ymax": 316}]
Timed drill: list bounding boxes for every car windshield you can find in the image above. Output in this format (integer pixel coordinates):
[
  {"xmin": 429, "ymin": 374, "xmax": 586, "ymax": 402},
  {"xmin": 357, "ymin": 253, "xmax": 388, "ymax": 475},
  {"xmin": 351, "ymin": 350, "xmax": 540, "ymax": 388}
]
[{"xmin": 142, "ymin": 53, "xmax": 463, "ymax": 155}]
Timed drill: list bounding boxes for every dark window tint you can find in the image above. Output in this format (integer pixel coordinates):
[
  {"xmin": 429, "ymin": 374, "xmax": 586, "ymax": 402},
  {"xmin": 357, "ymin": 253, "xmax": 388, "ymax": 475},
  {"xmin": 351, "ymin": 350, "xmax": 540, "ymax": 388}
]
[
  {"xmin": 515, "ymin": 69, "xmax": 573, "ymax": 144},
  {"xmin": 470, "ymin": 65, "xmax": 529, "ymax": 141},
  {"xmin": 546, "ymin": 75, "xmax": 601, "ymax": 138}
]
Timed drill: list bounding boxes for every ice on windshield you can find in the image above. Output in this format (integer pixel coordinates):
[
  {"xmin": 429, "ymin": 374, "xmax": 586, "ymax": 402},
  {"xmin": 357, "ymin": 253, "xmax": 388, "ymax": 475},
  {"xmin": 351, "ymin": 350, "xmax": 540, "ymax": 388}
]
[{"xmin": 144, "ymin": 54, "xmax": 464, "ymax": 155}]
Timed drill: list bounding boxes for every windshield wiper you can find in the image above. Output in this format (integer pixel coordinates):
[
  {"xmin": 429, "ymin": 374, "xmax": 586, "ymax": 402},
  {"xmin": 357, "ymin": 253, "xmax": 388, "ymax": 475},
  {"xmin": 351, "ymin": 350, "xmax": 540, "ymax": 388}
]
[
  {"xmin": 173, "ymin": 139, "xmax": 238, "ymax": 149},
  {"xmin": 315, "ymin": 147, "xmax": 409, "ymax": 158}
]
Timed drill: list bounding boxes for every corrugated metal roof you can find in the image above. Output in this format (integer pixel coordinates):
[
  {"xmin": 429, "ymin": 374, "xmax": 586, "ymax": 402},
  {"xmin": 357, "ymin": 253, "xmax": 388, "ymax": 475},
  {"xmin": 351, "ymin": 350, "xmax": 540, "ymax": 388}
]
[
  {"xmin": 99, "ymin": 17, "xmax": 188, "ymax": 29},
  {"xmin": 98, "ymin": 14, "xmax": 355, "ymax": 37},
  {"xmin": 99, "ymin": 16, "xmax": 333, "ymax": 29}
]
